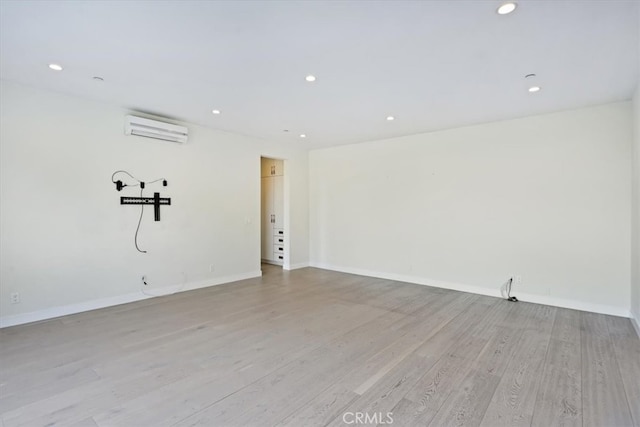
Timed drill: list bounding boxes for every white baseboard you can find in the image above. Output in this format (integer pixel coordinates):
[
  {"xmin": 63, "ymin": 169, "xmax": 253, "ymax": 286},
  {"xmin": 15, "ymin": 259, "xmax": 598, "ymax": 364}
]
[
  {"xmin": 0, "ymin": 270, "xmax": 262, "ymax": 328},
  {"xmin": 631, "ymin": 311, "xmax": 640, "ymax": 339},
  {"xmin": 310, "ymin": 262, "xmax": 630, "ymax": 318},
  {"xmin": 0, "ymin": 292, "xmax": 148, "ymax": 329},
  {"xmin": 4, "ymin": 265, "xmax": 633, "ymax": 329},
  {"xmin": 515, "ymin": 291, "xmax": 630, "ymax": 318},
  {"xmin": 284, "ymin": 262, "xmax": 310, "ymax": 271}
]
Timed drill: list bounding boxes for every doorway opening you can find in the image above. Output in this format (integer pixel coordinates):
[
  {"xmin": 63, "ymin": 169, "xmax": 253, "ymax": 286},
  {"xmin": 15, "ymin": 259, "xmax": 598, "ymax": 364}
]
[{"xmin": 260, "ymin": 157, "xmax": 285, "ymax": 268}]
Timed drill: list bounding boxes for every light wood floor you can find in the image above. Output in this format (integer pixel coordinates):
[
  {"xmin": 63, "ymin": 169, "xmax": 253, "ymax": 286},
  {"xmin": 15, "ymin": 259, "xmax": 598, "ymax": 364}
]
[{"xmin": 1, "ymin": 265, "xmax": 639, "ymax": 427}]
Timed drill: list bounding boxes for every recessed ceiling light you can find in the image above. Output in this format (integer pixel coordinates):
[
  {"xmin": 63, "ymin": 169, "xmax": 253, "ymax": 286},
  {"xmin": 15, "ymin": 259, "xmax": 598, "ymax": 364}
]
[
  {"xmin": 299, "ymin": 134, "xmax": 307, "ymax": 138},
  {"xmin": 497, "ymin": 2, "xmax": 517, "ymax": 15},
  {"xmin": 524, "ymin": 73, "xmax": 540, "ymax": 93},
  {"xmin": 48, "ymin": 63, "xmax": 63, "ymax": 71},
  {"xmin": 386, "ymin": 116, "xmax": 395, "ymax": 121},
  {"xmin": 305, "ymin": 75, "xmax": 316, "ymax": 82},
  {"xmin": 212, "ymin": 109, "xmax": 221, "ymax": 115}
]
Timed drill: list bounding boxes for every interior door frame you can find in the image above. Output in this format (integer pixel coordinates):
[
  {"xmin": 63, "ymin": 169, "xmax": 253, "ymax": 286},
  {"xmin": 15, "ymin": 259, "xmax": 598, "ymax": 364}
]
[{"xmin": 259, "ymin": 155, "xmax": 290, "ymax": 270}]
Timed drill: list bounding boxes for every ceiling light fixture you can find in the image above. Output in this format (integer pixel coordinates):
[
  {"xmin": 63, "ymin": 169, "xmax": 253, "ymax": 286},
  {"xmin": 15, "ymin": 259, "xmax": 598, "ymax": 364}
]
[
  {"xmin": 524, "ymin": 73, "xmax": 540, "ymax": 93},
  {"xmin": 497, "ymin": 2, "xmax": 517, "ymax": 15},
  {"xmin": 48, "ymin": 63, "xmax": 63, "ymax": 71},
  {"xmin": 212, "ymin": 109, "xmax": 221, "ymax": 115},
  {"xmin": 386, "ymin": 116, "xmax": 395, "ymax": 121},
  {"xmin": 299, "ymin": 134, "xmax": 307, "ymax": 138},
  {"xmin": 305, "ymin": 75, "xmax": 316, "ymax": 82}
]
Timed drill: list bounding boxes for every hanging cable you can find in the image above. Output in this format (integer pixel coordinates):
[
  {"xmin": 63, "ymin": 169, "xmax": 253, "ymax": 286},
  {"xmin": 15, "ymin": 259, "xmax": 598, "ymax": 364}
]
[
  {"xmin": 134, "ymin": 187, "xmax": 147, "ymax": 253},
  {"xmin": 140, "ymin": 272, "xmax": 187, "ymax": 297},
  {"xmin": 111, "ymin": 170, "xmax": 140, "ymax": 184},
  {"xmin": 501, "ymin": 277, "xmax": 519, "ymax": 302},
  {"xmin": 111, "ymin": 170, "xmax": 167, "ymax": 191}
]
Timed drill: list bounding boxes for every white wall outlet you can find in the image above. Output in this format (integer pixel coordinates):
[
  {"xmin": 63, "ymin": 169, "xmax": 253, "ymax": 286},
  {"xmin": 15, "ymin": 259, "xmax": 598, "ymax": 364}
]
[
  {"xmin": 10, "ymin": 292, "xmax": 20, "ymax": 304},
  {"xmin": 514, "ymin": 275, "xmax": 522, "ymax": 285},
  {"xmin": 209, "ymin": 265, "xmax": 215, "ymax": 273}
]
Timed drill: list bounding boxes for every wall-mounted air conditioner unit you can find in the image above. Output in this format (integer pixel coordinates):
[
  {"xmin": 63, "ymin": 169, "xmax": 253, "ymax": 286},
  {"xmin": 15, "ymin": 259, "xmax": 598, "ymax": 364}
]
[{"xmin": 125, "ymin": 115, "xmax": 188, "ymax": 144}]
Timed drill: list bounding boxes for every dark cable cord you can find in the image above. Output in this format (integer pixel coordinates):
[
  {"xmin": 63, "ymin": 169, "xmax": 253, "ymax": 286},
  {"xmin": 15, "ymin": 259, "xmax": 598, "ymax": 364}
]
[
  {"xmin": 111, "ymin": 171, "xmax": 167, "ymax": 191},
  {"xmin": 111, "ymin": 170, "xmax": 139, "ymax": 183},
  {"xmin": 111, "ymin": 170, "xmax": 140, "ymax": 189},
  {"xmin": 134, "ymin": 187, "xmax": 147, "ymax": 253},
  {"xmin": 506, "ymin": 278, "xmax": 518, "ymax": 302}
]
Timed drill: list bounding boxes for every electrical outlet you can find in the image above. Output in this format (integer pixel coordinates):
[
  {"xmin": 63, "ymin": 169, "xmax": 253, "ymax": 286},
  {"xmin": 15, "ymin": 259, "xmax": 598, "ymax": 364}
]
[
  {"xmin": 209, "ymin": 265, "xmax": 215, "ymax": 273},
  {"xmin": 515, "ymin": 275, "xmax": 522, "ymax": 285},
  {"xmin": 10, "ymin": 292, "xmax": 20, "ymax": 304}
]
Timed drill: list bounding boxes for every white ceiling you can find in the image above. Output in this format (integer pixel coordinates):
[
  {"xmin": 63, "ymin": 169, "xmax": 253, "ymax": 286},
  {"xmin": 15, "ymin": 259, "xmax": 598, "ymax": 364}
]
[{"xmin": 1, "ymin": 0, "xmax": 638, "ymax": 148}]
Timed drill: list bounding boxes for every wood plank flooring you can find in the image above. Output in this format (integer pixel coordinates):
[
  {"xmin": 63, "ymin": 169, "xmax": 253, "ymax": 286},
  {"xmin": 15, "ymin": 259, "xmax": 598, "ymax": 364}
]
[{"xmin": 1, "ymin": 265, "xmax": 638, "ymax": 427}]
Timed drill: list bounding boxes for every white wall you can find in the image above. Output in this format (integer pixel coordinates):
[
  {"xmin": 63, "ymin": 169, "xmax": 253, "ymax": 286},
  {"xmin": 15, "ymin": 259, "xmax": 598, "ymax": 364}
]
[
  {"xmin": 632, "ymin": 85, "xmax": 640, "ymax": 333},
  {"xmin": 1, "ymin": 80, "xmax": 634, "ymax": 327},
  {"xmin": 310, "ymin": 102, "xmax": 632, "ymax": 316},
  {"xmin": 0, "ymin": 80, "xmax": 309, "ymax": 327},
  {"xmin": 630, "ymin": 4, "xmax": 640, "ymax": 336}
]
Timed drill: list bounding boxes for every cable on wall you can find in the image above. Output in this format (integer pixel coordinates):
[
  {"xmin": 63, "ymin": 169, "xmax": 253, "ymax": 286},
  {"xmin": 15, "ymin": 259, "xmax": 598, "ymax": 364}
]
[
  {"xmin": 134, "ymin": 187, "xmax": 146, "ymax": 253},
  {"xmin": 500, "ymin": 277, "xmax": 519, "ymax": 302},
  {"xmin": 140, "ymin": 272, "xmax": 187, "ymax": 297}
]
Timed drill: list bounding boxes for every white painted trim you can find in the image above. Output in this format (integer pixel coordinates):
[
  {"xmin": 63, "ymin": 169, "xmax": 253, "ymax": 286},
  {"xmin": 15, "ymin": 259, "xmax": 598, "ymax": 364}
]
[
  {"xmin": 310, "ymin": 262, "xmax": 630, "ymax": 318},
  {"xmin": 0, "ymin": 271, "xmax": 262, "ymax": 328},
  {"xmin": 0, "ymin": 292, "xmax": 147, "ymax": 329},
  {"xmin": 631, "ymin": 311, "xmax": 640, "ymax": 339},
  {"xmin": 514, "ymin": 291, "xmax": 630, "ymax": 318},
  {"xmin": 284, "ymin": 262, "xmax": 310, "ymax": 271}
]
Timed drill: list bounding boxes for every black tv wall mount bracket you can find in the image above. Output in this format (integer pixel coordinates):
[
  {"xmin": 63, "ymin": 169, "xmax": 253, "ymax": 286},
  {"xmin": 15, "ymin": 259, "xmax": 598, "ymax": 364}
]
[
  {"xmin": 112, "ymin": 171, "xmax": 171, "ymax": 222},
  {"xmin": 121, "ymin": 193, "xmax": 171, "ymax": 221},
  {"xmin": 111, "ymin": 170, "xmax": 171, "ymax": 253}
]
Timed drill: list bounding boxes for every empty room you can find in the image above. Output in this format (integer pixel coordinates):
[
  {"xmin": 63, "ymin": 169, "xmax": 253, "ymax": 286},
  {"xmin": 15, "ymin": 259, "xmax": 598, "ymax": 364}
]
[{"xmin": 1, "ymin": 1, "xmax": 639, "ymax": 426}]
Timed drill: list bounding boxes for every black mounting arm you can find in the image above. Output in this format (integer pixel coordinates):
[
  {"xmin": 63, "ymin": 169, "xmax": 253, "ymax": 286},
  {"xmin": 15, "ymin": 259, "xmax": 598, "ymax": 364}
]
[{"xmin": 121, "ymin": 192, "xmax": 171, "ymax": 221}]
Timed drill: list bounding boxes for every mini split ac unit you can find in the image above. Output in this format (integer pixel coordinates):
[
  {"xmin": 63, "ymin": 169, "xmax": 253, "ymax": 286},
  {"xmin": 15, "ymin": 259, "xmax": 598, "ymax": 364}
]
[{"xmin": 125, "ymin": 115, "xmax": 188, "ymax": 144}]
